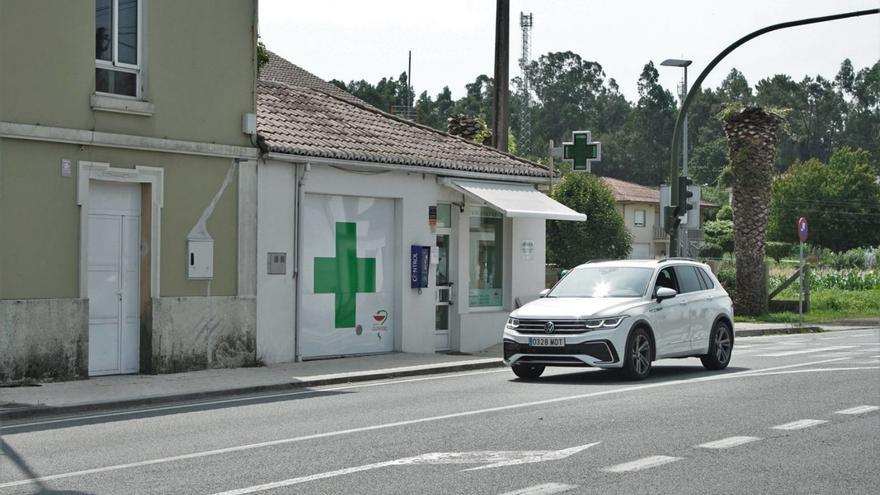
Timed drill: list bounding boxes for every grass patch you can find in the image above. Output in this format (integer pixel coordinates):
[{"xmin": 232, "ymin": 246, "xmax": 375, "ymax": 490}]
[{"xmin": 736, "ymin": 288, "xmax": 880, "ymax": 323}]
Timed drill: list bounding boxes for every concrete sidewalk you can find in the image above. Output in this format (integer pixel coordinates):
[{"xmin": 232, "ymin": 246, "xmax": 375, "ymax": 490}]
[{"xmin": 1, "ymin": 322, "xmax": 874, "ymax": 421}]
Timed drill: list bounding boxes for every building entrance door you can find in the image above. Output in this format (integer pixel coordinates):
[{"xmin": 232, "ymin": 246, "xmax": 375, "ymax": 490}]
[
  {"xmin": 434, "ymin": 204, "xmax": 454, "ymax": 351},
  {"xmin": 87, "ymin": 181, "xmax": 141, "ymax": 376}
]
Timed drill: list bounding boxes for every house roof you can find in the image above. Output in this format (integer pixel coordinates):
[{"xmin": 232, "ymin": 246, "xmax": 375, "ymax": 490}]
[
  {"xmin": 601, "ymin": 177, "xmax": 660, "ymax": 204},
  {"xmin": 260, "ymin": 50, "xmax": 374, "ymax": 108},
  {"xmin": 256, "ymin": 78, "xmax": 552, "ymax": 178},
  {"xmin": 601, "ymin": 176, "xmax": 718, "ymax": 208}
]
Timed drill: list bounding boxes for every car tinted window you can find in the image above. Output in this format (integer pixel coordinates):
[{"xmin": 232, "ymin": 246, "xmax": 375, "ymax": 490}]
[
  {"xmin": 654, "ymin": 267, "xmax": 679, "ymax": 293},
  {"xmin": 673, "ymin": 266, "xmax": 702, "ymax": 293},
  {"xmin": 696, "ymin": 267, "xmax": 715, "ymax": 289},
  {"xmin": 550, "ymin": 266, "xmax": 654, "ymax": 298}
]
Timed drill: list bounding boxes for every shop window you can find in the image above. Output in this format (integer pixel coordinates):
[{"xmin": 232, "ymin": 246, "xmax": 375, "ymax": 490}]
[
  {"xmin": 96, "ymin": 0, "xmax": 141, "ymax": 98},
  {"xmin": 469, "ymin": 207, "xmax": 504, "ymax": 308},
  {"xmin": 634, "ymin": 209, "xmax": 646, "ymax": 227}
]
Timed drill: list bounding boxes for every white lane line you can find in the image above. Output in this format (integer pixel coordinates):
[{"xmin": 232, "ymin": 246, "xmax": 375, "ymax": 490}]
[
  {"xmin": 1, "ymin": 369, "xmax": 509, "ymax": 431},
  {"xmin": 697, "ymin": 436, "xmax": 761, "ymax": 449},
  {"xmin": 499, "ymin": 483, "xmax": 579, "ymax": 495},
  {"xmin": 772, "ymin": 419, "xmax": 828, "ymax": 430},
  {"xmin": 835, "ymin": 405, "xmax": 880, "ymax": 415},
  {"xmin": 757, "ymin": 346, "xmax": 855, "ymax": 357},
  {"xmin": 602, "ymin": 455, "xmax": 682, "ymax": 473},
  {"xmin": 0, "ymin": 357, "xmax": 852, "ymax": 490}
]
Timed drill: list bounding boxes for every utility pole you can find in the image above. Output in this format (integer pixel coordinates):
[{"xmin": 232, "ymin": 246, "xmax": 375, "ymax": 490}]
[
  {"xmin": 492, "ymin": 0, "xmax": 509, "ymax": 151},
  {"xmin": 519, "ymin": 12, "xmax": 533, "ymax": 155}
]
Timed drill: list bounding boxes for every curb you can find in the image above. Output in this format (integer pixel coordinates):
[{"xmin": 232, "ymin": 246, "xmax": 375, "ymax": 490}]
[
  {"xmin": 0, "ymin": 359, "xmax": 504, "ymax": 422},
  {"xmin": 734, "ymin": 326, "xmax": 824, "ymax": 337}
]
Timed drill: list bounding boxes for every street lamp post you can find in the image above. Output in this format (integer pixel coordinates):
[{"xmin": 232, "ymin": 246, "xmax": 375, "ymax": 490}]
[{"xmin": 661, "ymin": 58, "xmax": 692, "ymax": 256}]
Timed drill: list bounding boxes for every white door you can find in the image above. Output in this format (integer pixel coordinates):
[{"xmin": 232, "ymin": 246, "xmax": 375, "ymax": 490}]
[
  {"xmin": 631, "ymin": 243, "xmax": 650, "ymax": 259},
  {"xmin": 300, "ymin": 194, "xmax": 395, "ymax": 358},
  {"xmin": 88, "ymin": 181, "xmax": 140, "ymax": 376}
]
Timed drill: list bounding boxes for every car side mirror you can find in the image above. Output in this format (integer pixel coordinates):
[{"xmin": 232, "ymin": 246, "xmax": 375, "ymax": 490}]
[
  {"xmin": 655, "ymin": 287, "xmax": 677, "ymax": 302},
  {"xmin": 539, "ymin": 288, "xmax": 551, "ymax": 298}
]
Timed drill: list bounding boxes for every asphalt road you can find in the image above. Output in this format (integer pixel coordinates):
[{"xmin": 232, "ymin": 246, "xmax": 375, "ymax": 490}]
[{"xmin": 1, "ymin": 328, "xmax": 878, "ymax": 495}]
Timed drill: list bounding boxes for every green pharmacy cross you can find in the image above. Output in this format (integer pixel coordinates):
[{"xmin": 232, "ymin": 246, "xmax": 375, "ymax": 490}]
[
  {"xmin": 314, "ymin": 222, "xmax": 377, "ymax": 328},
  {"xmin": 563, "ymin": 131, "xmax": 601, "ymax": 172}
]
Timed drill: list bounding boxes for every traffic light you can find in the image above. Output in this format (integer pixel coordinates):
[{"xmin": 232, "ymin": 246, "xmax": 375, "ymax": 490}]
[{"xmin": 677, "ymin": 175, "xmax": 694, "ymax": 217}]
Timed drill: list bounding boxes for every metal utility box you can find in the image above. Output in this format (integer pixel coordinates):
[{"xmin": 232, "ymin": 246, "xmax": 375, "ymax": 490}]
[
  {"xmin": 267, "ymin": 252, "xmax": 287, "ymax": 275},
  {"xmin": 187, "ymin": 240, "xmax": 214, "ymax": 280}
]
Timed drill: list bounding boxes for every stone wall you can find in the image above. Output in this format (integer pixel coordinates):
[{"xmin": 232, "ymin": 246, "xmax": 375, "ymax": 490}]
[
  {"xmin": 150, "ymin": 296, "xmax": 257, "ymax": 373},
  {"xmin": 0, "ymin": 299, "xmax": 88, "ymax": 383}
]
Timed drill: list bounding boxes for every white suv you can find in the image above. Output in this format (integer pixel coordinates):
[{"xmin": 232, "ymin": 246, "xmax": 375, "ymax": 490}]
[{"xmin": 503, "ymin": 259, "xmax": 734, "ymax": 380}]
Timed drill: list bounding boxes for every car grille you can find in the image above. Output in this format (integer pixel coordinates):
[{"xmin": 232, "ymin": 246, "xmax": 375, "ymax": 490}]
[
  {"xmin": 504, "ymin": 340, "xmax": 617, "ymax": 363},
  {"xmin": 515, "ymin": 319, "xmax": 591, "ymax": 334}
]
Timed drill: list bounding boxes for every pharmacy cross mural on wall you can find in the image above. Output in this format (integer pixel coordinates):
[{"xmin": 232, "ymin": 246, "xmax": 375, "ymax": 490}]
[{"xmin": 314, "ymin": 222, "xmax": 377, "ymax": 328}]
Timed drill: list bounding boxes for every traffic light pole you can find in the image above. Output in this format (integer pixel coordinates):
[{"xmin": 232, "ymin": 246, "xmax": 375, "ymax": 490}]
[{"xmin": 665, "ymin": 8, "xmax": 879, "ymax": 257}]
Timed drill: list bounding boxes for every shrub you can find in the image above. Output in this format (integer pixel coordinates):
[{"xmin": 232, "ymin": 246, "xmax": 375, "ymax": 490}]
[
  {"xmin": 703, "ymin": 220, "xmax": 735, "ymax": 253},
  {"xmin": 716, "ymin": 204, "xmax": 733, "ymax": 221},
  {"xmin": 699, "ymin": 242, "xmax": 724, "ymax": 259}
]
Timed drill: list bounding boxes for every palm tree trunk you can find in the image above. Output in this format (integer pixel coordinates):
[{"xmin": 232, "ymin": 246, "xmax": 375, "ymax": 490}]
[{"xmin": 722, "ymin": 107, "xmax": 785, "ymax": 316}]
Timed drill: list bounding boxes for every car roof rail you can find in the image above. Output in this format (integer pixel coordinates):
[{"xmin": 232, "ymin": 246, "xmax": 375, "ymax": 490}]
[{"xmin": 657, "ymin": 257, "xmax": 695, "ymax": 263}]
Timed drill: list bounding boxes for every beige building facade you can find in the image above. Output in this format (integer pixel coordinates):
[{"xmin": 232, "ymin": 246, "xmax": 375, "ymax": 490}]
[{"xmin": 0, "ymin": 0, "xmax": 260, "ymax": 381}]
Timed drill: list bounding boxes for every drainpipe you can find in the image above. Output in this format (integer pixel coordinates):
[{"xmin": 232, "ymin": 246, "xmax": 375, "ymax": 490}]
[{"xmin": 293, "ymin": 161, "xmax": 310, "ymax": 362}]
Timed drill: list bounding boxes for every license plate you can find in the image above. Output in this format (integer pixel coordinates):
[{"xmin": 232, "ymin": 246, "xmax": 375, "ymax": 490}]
[{"xmin": 528, "ymin": 337, "xmax": 565, "ymax": 347}]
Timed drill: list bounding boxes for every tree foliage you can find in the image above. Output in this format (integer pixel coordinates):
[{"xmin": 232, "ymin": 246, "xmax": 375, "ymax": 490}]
[
  {"xmin": 768, "ymin": 147, "xmax": 880, "ymax": 251},
  {"xmin": 546, "ymin": 174, "xmax": 632, "ymax": 268}
]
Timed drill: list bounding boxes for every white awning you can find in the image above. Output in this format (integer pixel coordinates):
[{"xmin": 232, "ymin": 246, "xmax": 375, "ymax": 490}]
[{"xmin": 443, "ymin": 179, "xmax": 586, "ymax": 221}]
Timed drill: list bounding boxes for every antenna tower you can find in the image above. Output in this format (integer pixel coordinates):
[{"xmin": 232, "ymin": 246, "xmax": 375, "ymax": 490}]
[{"xmin": 519, "ymin": 12, "xmax": 533, "ymax": 154}]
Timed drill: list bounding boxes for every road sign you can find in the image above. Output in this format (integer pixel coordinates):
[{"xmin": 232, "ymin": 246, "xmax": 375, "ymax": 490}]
[
  {"xmin": 798, "ymin": 217, "xmax": 808, "ymax": 242},
  {"xmin": 562, "ymin": 131, "xmax": 601, "ymax": 173}
]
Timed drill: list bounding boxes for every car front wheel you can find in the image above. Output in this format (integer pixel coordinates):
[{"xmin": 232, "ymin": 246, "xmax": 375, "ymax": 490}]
[
  {"xmin": 512, "ymin": 364, "xmax": 545, "ymax": 379},
  {"xmin": 701, "ymin": 320, "xmax": 733, "ymax": 370},
  {"xmin": 623, "ymin": 327, "xmax": 653, "ymax": 380}
]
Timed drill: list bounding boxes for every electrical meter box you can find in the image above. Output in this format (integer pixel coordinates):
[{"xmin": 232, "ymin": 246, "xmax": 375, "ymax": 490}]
[{"xmin": 187, "ymin": 239, "xmax": 214, "ymax": 280}]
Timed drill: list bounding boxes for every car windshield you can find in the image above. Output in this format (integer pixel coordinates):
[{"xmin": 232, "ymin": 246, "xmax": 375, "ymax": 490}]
[{"xmin": 549, "ymin": 266, "xmax": 653, "ymax": 298}]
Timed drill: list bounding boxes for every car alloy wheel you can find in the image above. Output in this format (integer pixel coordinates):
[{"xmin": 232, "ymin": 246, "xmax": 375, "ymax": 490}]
[
  {"xmin": 701, "ymin": 321, "xmax": 733, "ymax": 370},
  {"xmin": 623, "ymin": 327, "xmax": 652, "ymax": 380}
]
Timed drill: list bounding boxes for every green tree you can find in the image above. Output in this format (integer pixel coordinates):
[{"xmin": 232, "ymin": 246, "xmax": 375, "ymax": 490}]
[
  {"xmin": 768, "ymin": 147, "xmax": 880, "ymax": 251},
  {"xmin": 546, "ymin": 174, "xmax": 632, "ymax": 268}
]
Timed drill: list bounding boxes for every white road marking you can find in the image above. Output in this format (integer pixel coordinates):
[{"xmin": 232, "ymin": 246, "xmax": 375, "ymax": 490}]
[
  {"xmin": 602, "ymin": 455, "xmax": 682, "ymax": 473},
  {"xmin": 697, "ymin": 436, "xmax": 761, "ymax": 449},
  {"xmin": 0, "ymin": 369, "xmax": 509, "ymax": 431},
  {"xmin": 757, "ymin": 346, "xmax": 855, "ymax": 357},
  {"xmin": 499, "ymin": 483, "xmax": 579, "ymax": 495},
  {"xmin": 208, "ymin": 444, "xmax": 600, "ymax": 495},
  {"xmin": 772, "ymin": 419, "xmax": 828, "ymax": 430},
  {"xmin": 0, "ymin": 357, "xmax": 854, "ymax": 490},
  {"xmin": 835, "ymin": 405, "xmax": 880, "ymax": 415}
]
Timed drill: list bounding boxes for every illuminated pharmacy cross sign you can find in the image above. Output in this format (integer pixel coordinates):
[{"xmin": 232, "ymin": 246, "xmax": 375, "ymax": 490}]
[
  {"xmin": 563, "ymin": 130, "xmax": 601, "ymax": 172},
  {"xmin": 314, "ymin": 222, "xmax": 376, "ymax": 328}
]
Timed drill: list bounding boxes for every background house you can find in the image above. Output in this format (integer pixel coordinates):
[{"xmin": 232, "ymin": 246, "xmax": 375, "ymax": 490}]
[
  {"xmin": 0, "ymin": 0, "xmax": 259, "ymax": 381},
  {"xmin": 600, "ymin": 177, "xmax": 716, "ymax": 259}
]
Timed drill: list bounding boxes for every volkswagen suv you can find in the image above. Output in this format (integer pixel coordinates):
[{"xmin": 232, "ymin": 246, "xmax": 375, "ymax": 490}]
[{"xmin": 503, "ymin": 259, "xmax": 734, "ymax": 380}]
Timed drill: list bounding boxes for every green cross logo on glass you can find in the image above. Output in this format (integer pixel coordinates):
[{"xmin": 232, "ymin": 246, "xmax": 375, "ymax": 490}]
[
  {"xmin": 563, "ymin": 130, "xmax": 601, "ymax": 172},
  {"xmin": 314, "ymin": 222, "xmax": 377, "ymax": 328}
]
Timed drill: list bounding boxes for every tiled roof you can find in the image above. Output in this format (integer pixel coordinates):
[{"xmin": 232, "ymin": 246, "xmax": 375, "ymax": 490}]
[
  {"xmin": 260, "ymin": 50, "xmax": 373, "ymax": 107},
  {"xmin": 601, "ymin": 176, "xmax": 717, "ymax": 207},
  {"xmin": 257, "ymin": 79, "xmax": 552, "ymax": 178},
  {"xmin": 601, "ymin": 177, "xmax": 660, "ymax": 204}
]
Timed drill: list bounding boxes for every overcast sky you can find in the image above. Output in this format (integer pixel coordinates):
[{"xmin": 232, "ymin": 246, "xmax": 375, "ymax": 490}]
[{"xmin": 260, "ymin": 0, "xmax": 880, "ymax": 103}]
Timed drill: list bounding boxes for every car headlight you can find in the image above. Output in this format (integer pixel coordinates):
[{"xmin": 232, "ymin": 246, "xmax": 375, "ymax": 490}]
[
  {"xmin": 584, "ymin": 316, "xmax": 627, "ymax": 329},
  {"xmin": 506, "ymin": 318, "xmax": 519, "ymax": 329}
]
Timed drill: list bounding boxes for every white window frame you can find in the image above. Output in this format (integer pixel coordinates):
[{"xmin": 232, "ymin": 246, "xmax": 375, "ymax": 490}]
[
  {"xmin": 95, "ymin": 0, "xmax": 143, "ymax": 99},
  {"xmin": 634, "ymin": 209, "xmax": 646, "ymax": 227}
]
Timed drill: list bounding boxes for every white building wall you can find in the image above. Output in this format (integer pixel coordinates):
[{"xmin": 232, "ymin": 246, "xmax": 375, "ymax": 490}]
[
  {"xmin": 258, "ymin": 159, "xmax": 554, "ymax": 358},
  {"xmin": 256, "ymin": 162, "xmax": 297, "ymax": 363}
]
